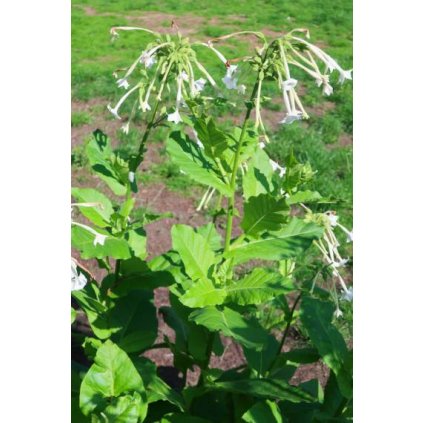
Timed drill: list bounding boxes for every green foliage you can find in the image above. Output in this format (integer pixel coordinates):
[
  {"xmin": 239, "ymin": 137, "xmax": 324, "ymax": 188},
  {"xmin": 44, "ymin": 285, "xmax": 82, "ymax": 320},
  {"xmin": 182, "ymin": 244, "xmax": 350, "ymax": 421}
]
[{"xmin": 72, "ymin": 10, "xmax": 353, "ymax": 421}]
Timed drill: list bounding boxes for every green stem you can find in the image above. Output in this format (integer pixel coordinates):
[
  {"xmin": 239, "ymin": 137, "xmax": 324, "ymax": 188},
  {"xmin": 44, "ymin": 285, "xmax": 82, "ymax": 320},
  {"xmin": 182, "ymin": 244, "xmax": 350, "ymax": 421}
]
[
  {"xmin": 131, "ymin": 99, "xmax": 161, "ymax": 171},
  {"xmin": 223, "ymin": 80, "xmax": 260, "ymax": 252},
  {"xmin": 268, "ymin": 292, "xmax": 302, "ymax": 372}
]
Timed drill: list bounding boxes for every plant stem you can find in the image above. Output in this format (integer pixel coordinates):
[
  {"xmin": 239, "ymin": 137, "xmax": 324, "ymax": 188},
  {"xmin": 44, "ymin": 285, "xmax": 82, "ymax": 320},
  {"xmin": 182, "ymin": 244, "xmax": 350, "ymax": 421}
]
[
  {"xmin": 223, "ymin": 80, "xmax": 260, "ymax": 252},
  {"xmin": 131, "ymin": 99, "xmax": 161, "ymax": 171},
  {"xmin": 278, "ymin": 293, "xmax": 302, "ymax": 353},
  {"xmin": 268, "ymin": 292, "xmax": 302, "ymax": 373}
]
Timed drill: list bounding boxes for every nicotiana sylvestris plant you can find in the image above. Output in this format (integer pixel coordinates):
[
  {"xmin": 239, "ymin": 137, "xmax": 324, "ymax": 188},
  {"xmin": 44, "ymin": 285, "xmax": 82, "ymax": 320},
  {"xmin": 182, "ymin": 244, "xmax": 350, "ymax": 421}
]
[{"xmin": 72, "ymin": 24, "xmax": 353, "ymax": 423}]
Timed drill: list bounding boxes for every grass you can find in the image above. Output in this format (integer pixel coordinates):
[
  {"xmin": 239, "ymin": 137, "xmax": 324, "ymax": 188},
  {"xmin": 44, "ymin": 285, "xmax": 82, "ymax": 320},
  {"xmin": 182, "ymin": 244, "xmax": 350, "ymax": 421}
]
[{"xmin": 71, "ymin": 0, "xmax": 352, "ymax": 217}]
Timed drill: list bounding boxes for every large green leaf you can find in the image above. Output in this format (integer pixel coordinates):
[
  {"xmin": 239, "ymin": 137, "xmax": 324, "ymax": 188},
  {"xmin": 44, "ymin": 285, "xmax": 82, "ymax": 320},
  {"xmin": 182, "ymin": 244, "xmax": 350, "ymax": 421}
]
[
  {"xmin": 195, "ymin": 223, "xmax": 222, "ymax": 251},
  {"xmin": 243, "ymin": 148, "xmax": 274, "ymax": 200},
  {"xmin": 71, "ymin": 188, "xmax": 114, "ymax": 228},
  {"xmin": 127, "ymin": 228, "xmax": 147, "ymax": 259},
  {"xmin": 242, "ymin": 400, "xmax": 283, "ymax": 423},
  {"xmin": 171, "ymin": 224, "xmax": 216, "ymax": 282},
  {"xmin": 300, "ymin": 297, "xmax": 352, "ymax": 399},
  {"xmin": 189, "ymin": 306, "xmax": 268, "ymax": 350},
  {"xmin": 72, "ymin": 225, "xmax": 131, "ymax": 260},
  {"xmin": 243, "ymin": 334, "xmax": 280, "ymax": 375},
  {"xmin": 100, "ymin": 393, "xmax": 144, "ymax": 423},
  {"xmin": 167, "ymin": 131, "xmax": 232, "ymax": 196},
  {"xmin": 286, "ymin": 190, "xmax": 322, "ymax": 205},
  {"xmin": 86, "ymin": 130, "xmax": 127, "ymax": 196},
  {"xmin": 133, "ymin": 357, "xmax": 185, "ymax": 411},
  {"xmin": 225, "ymin": 219, "xmax": 323, "ymax": 264},
  {"xmin": 209, "ymin": 378, "xmax": 315, "ymax": 403},
  {"xmin": 227, "ymin": 269, "xmax": 294, "ymax": 306},
  {"xmin": 194, "ymin": 116, "xmax": 230, "ymax": 159},
  {"xmin": 80, "ymin": 340, "xmax": 147, "ymax": 419},
  {"xmin": 180, "ymin": 278, "xmax": 226, "ymax": 308},
  {"xmin": 241, "ymin": 194, "xmax": 289, "ymax": 237},
  {"xmin": 110, "ymin": 290, "xmax": 157, "ymax": 353}
]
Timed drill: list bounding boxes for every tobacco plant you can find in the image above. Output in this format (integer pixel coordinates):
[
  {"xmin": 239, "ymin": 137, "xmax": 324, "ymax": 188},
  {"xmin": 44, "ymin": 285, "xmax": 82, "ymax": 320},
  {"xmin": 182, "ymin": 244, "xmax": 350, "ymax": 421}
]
[{"xmin": 71, "ymin": 24, "xmax": 353, "ymax": 423}]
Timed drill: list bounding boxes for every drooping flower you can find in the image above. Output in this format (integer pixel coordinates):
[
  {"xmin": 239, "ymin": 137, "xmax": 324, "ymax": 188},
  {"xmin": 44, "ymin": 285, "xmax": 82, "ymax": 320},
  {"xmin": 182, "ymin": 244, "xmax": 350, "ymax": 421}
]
[
  {"xmin": 194, "ymin": 78, "xmax": 207, "ymax": 93},
  {"xmin": 333, "ymin": 258, "xmax": 349, "ymax": 268},
  {"xmin": 334, "ymin": 308, "xmax": 343, "ymax": 319},
  {"xmin": 140, "ymin": 51, "xmax": 156, "ymax": 68},
  {"xmin": 326, "ymin": 211, "xmax": 339, "ymax": 227},
  {"xmin": 341, "ymin": 287, "xmax": 353, "ymax": 302},
  {"xmin": 280, "ymin": 111, "xmax": 303, "ymax": 125},
  {"xmin": 107, "ymin": 104, "xmax": 121, "ymax": 120},
  {"xmin": 222, "ymin": 65, "xmax": 238, "ymax": 90},
  {"xmin": 71, "ymin": 259, "xmax": 87, "ymax": 291},
  {"xmin": 282, "ymin": 78, "xmax": 298, "ymax": 91},
  {"xmin": 121, "ymin": 122, "xmax": 130, "ymax": 134},
  {"xmin": 238, "ymin": 84, "xmax": 246, "ymax": 95},
  {"xmin": 269, "ymin": 159, "xmax": 286, "ymax": 177},
  {"xmin": 167, "ymin": 109, "xmax": 183, "ymax": 124},
  {"xmin": 117, "ymin": 78, "xmax": 130, "ymax": 90}
]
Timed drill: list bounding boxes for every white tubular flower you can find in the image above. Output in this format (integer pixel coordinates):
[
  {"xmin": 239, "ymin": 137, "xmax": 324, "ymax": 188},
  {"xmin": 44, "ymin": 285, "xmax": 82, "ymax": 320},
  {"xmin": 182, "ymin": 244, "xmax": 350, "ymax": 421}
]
[
  {"xmin": 339, "ymin": 69, "xmax": 353, "ymax": 84},
  {"xmin": 326, "ymin": 211, "xmax": 338, "ymax": 227},
  {"xmin": 71, "ymin": 259, "xmax": 88, "ymax": 291},
  {"xmin": 121, "ymin": 122, "xmax": 130, "ymax": 134},
  {"xmin": 341, "ymin": 287, "xmax": 353, "ymax": 302},
  {"xmin": 334, "ymin": 308, "xmax": 343, "ymax": 319},
  {"xmin": 180, "ymin": 71, "xmax": 189, "ymax": 82},
  {"xmin": 140, "ymin": 51, "xmax": 156, "ymax": 68},
  {"xmin": 117, "ymin": 78, "xmax": 130, "ymax": 90},
  {"xmin": 72, "ymin": 221, "xmax": 108, "ymax": 247},
  {"xmin": 194, "ymin": 78, "xmax": 207, "ymax": 93},
  {"xmin": 128, "ymin": 171, "xmax": 135, "ymax": 183},
  {"xmin": 333, "ymin": 258, "xmax": 349, "ymax": 268},
  {"xmin": 269, "ymin": 159, "xmax": 286, "ymax": 177},
  {"xmin": 347, "ymin": 231, "xmax": 353, "ymax": 242},
  {"xmin": 259, "ymin": 141, "xmax": 266, "ymax": 149},
  {"xmin": 280, "ymin": 111, "xmax": 303, "ymax": 125},
  {"xmin": 139, "ymin": 101, "xmax": 151, "ymax": 112},
  {"xmin": 167, "ymin": 110, "xmax": 183, "ymax": 124},
  {"xmin": 107, "ymin": 84, "xmax": 140, "ymax": 120},
  {"xmin": 222, "ymin": 65, "xmax": 238, "ymax": 90},
  {"xmin": 107, "ymin": 104, "xmax": 121, "ymax": 120},
  {"xmin": 282, "ymin": 78, "xmax": 298, "ymax": 91},
  {"xmin": 238, "ymin": 84, "xmax": 246, "ymax": 95}
]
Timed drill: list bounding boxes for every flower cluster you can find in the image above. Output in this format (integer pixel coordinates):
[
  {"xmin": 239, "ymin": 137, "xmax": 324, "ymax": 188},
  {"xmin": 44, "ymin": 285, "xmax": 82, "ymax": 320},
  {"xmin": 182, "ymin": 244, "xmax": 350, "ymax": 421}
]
[
  {"xmin": 305, "ymin": 209, "xmax": 353, "ymax": 318},
  {"xmin": 107, "ymin": 27, "xmax": 240, "ymax": 132}
]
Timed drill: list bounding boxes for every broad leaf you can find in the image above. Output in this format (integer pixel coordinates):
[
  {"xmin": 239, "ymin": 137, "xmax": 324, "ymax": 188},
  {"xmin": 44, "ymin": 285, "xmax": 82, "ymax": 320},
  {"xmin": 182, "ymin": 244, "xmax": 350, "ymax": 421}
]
[
  {"xmin": 127, "ymin": 228, "xmax": 147, "ymax": 259},
  {"xmin": 300, "ymin": 297, "xmax": 352, "ymax": 399},
  {"xmin": 194, "ymin": 116, "xmax": 230, "ymax": 159},
  {"xmin": 72, "ymin": 225, "xmax": 131, "ymax": 260},
  {"xmin": 101, "ymin": 393, "xmax": 144, "ymax": 423},
  {"xmin": 209, "ymin": 378, "xmax": 315, "ymax": 403},
  {"xmin": 243, "ymin": 148, "xmax": 274, "ymax": 199},
  {"xmin": 242, "ymin": 400, "xmax": 283, "ymax": 423},
  {"xmin": 227, "ymin": 269, "xmax": 294, "ymax": 306},
  {"xmin": 180, "ymin": 278, "xmax": 226, "ymax": 308},
  {"xmin": 80, "ymin": 340, "xmax": 147, "ymax": 418},
  {"xmin": 189, "ymin": 306, "xmax": 268, "ymax": 350},
  {"xmin": 167, "ymin": 131, "xmax": 232, "ymax": 196},
  {"xmin": 195, "ymin": 223, "xmax": 222, "ymax": 251},
  {"xmin": 110, "ymin": 290, "xmax": 157, "ymax": 353},
  {"xmin": 71, "ymin": 188, "xmax": 114, "ymax": 228},
  {"xmin": 286, "ymin": 190, "xmax": 322, "ymax": 205},
  {"xmin": 243, "ymin": 334, "xmax": 280, "ymax": 375},
  {"xmin": 86, "ymin": 130, "xmax": 127, "ymax": 196},
  {"xmin": 171, "ymin": 224, "xmax": 215, "ymax": 282},
  {"xmin": 241, "ymin": 194, "xmax": 289, "ymax": 237},
  {"xmin": 225, "ymin": 219, "xmax": 323, "ymax": 264}
]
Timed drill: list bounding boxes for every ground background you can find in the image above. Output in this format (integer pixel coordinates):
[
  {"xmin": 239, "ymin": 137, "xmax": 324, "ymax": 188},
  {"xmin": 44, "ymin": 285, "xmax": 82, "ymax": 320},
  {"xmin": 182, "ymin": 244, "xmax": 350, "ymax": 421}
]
[{"xmin": 72, "ymin": 0, "xmax": 353, "ymax": 387}]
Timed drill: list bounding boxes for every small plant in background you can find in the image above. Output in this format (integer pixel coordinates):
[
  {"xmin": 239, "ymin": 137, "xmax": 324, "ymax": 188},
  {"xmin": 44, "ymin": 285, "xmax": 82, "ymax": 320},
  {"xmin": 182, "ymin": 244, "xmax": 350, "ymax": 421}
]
[{"xmin": 72, "ymin": 22, "xmax": 353, "ymax": 422}]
